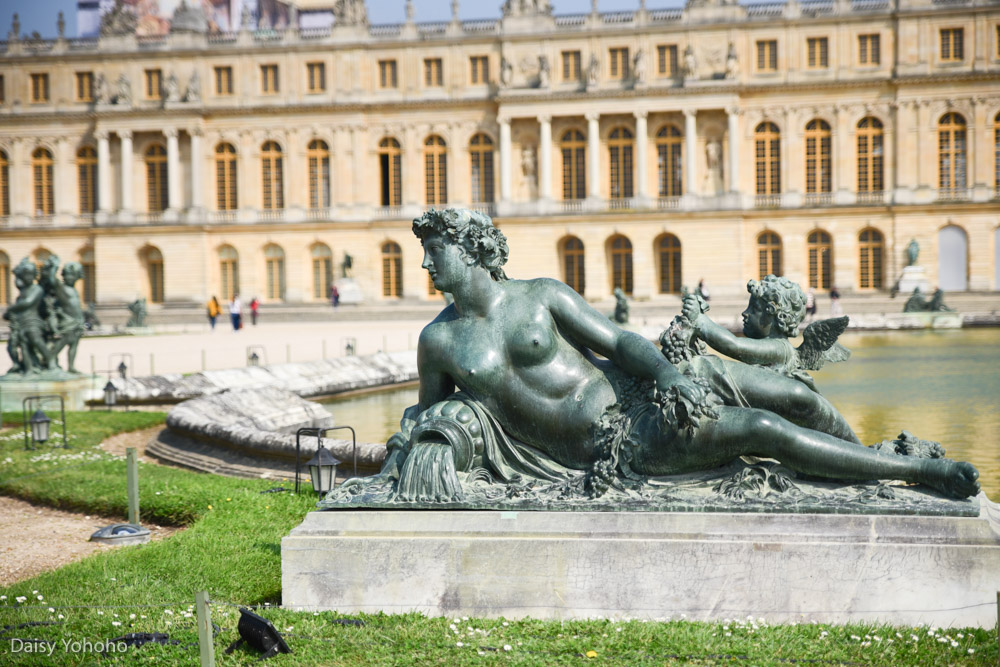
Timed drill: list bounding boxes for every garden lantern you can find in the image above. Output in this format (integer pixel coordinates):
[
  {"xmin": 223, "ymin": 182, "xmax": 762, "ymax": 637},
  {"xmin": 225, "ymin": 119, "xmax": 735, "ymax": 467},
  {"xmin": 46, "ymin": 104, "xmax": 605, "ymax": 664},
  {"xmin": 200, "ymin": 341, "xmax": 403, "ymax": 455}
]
[
  {"xmin": 249, "ymin": 351, "xmax": 260, "ymax": 367},
  {"xmin": 306, "ymin": 443, "xmax": 340, "ymax": 495},
  {"xmin": 118, "ymin": 361, "xmax": 128, "ymax": 379},
  {"xmin": 103, "ymin": 381, "xmax": 118, "ymax": 407},
  {"xmin": 29, "ymin": 408, "xmax": 51, "ymax": 445}
]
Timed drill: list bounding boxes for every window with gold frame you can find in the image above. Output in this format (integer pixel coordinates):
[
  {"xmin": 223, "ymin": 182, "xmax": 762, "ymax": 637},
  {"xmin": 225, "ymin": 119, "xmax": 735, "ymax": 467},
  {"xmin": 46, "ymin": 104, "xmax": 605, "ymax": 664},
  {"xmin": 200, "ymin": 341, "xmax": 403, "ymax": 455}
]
[
  {"xmin": 219, "ymin": 245, "xmax": 239, "ymax": 301},
  {"xmin": 656, "ymin": 233, "xmax": 682, "ymax": 294},
  {"xmin": 994, "ymin": 112, "xmax": 1000, "ymax": 194},
  {"xmin": 560, "ymin": 129, "xmax": 586, "ymax": 200},
  {"xmin": 261, "ymin": 141, "xmax": 284, "ymax": 209},
  {"xmin": 379, "ymin": 60, "xmax": 398, "ymax": 88},
  {"xmin": 0, "ymin": 150, "xmax": 10, "ymax": 217},
  {"xmin": 75, "ymin": 72, "xmax": 94, "ymax": 102},
  {"xmin": 856, "ymin": 117, "xmax": 884, "ymax": 193},
  {"xmin": 0, "ymin": 252, "xmax": 10, "ymax": 306},
  {"xmin": 30, "ymin": 73, "xmax": 50, "ymax": 103},
  {"xmin": 608, "ymin": 127, "xmax": 634, "ymax": 199},
  {"xmin": 756, "ymin": 40, "xmax": 778, "ymax": 72},
  {"xmin": 215, "ymin": 143, "xmax": 238, "ymax": 211},
  {"xmin": 561, "ymin": 236, "xmax": 585, "ymax": 295},
  {"xmin": 807, "ymin": 229, "xmax": 832, "ymax": 290},
  {"xmin": 806, "ymin": 37, "xmax": 829, "ymax": 69},
  {"xmin": 804, "ymin": 119, "xmax": 832, "ymax": 194},
  {"xmin": 381, "ymin": 241, "xmax": 403, "ymax": 297},
  {"xmin": 940, "ymin": 28, "xmax": 964, "ymax": 62},
  {"xmin": 609, "ymin": 235, "xmax": 634, "ymax": 295},
  {"xmin": 938, "ymin": 112, "xmax": 967, "ymax": 190},
  {"xmin": 657, "ymin": 45, "xmax": 678, "ymax": 77},
  {"xmin": 656, "ymin": 125, "xmax": 683, "ymax": 197},
  {"xmin": 143, "ymin": 246, "xmax": 165, "ymax": 303},
  {"xmin": 378, "ymin": 137, "xmax": 402, "ymax": 206},
  {"xmin": 144, "ymin": 69, "xmax": 162, "ymax": 100},
  {"xmin": 608, "ymin": 47, "xmax": 630, "ymax": 80},
  {"xmin": 264, "ymin": 244, "xmax": 286, "ymax": 301},
  {"xmin": 311, "ymin": 243, "xmax": 332, "ymax": 300},
  {"xmin": 469, "ymin": 56, "xmax": 489, "ymax": 85},
  {"xmin": 561, "ymin": 51, "xmax": 581, "ymax": 82},
  {"xmin": 214, "ymin": 66, "xmax": 234, "ymax": 95},
  {"xmin": 260, "ymin": 64, "xmax": 279, "ymax": 94},
  {"xmin": 755, "ymin": 123, "xmax": 781, "ymax": 195},
  {"xmin": 757, "ymin": 231, "xmax": 782, "ymax": 279},
  {"xmin": 306, "ymin": 62, "xmax": 326, "ymax": 93},
  {"xmin": 858, "ymin": 228, "xmax": 884, "ymax": 289},
  {"xmin": 858, "ymin": 34, "xmax": 880, "ymax": 66},
  {"xmin": 424, "ymin": 135, "xmax": 448, "ymax": 206},
  {"xmin": 307, "ymin": 140, "xmax": 331, "ymax": 209},
  {"xmin": 423, "ymin": 58, "xmax": 443, "ymax": 87},
  {"xmin": 32, "ymin": 147, "xmax": 55, "ymax": 215},
  {"xmin": 469, "ymin": 133, "xmax": 494, "ymax": 204},
  {"xmin": 79, "ymin": 247, "xmax": 96, "ymax": 304},
  {"xmin": 145, "ymin": 145, "xmax": 168, "ymax": 212},
  {"xmin": 77, "ymin": 146, "xmax": 98, "ymax": 214}
]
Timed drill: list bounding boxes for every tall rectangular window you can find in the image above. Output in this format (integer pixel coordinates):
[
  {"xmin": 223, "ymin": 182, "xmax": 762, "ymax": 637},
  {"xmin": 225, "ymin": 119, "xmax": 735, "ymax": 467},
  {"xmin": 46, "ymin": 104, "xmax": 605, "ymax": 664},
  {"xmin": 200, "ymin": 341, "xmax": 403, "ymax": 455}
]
[
  {"xmin": 657, "ymin": 44, "xmax": 678, "ymax": 77},
  {"xmin": 940, "ymin": 28, "xmax": 964, "ymax": 62},
  {"xmin": 379, "ymin": 60, "xmax": 398, "ymax": 88},
  {"xmin": 260, "ymin": 64, "xmax": 279, "ymax": 94},
  {"xmin": 75, "ymin": 72, "xmax": 94, "ymax": 102},
  {"xmin": 609, "ymin": 47, "xmax": 630, "ymax": 80},
  {"xmin": 306, "ymin": 62, "xmax": 326, "ymax": 92},
  {"xmin": 214, "ymin": 66, "xmax": 234, "ymax": 95},
  {"xmin": 858, "ymin": 34, "xmax": 880, "ymax": 65},
  {"xmin": 756, "ymin": 40, "xmax": 778, "ymax": 72},
  {"xmin": 0, "ymin": 75, "xmax": 5, "ymax": 104},
  {"xmin": 424, "ymin": 58, "xmax": 443, "ymax": 87},
  {"xmin": 144, "ymin": 69, "xmax": 162, "ymax": 100},
  {"xmin": 561, "ymin": 50, "xmax": 581, "ymax": 81},
  {"xmin": 470, "ymin": 56, "xmax": 489, "ymax": 84},
  {"xmin": 30, "ymin": 73, "xmax": 50, "ymax": 103},
  {"xmin": 807, "ymin": 37, "xmax": 829, "ymax": 69}
]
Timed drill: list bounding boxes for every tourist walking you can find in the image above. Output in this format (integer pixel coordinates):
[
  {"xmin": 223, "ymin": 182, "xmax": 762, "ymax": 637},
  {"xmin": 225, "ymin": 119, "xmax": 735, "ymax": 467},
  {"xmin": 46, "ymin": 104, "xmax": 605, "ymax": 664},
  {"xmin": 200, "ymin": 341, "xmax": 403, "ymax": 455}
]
[
  {"xmin": 829, "ymin": 285, "xmax": 842, "ymax": 316},
  {"xmin": 229, "ymin": 294, "xmax": 242, "ymax": 331},
  {"xmin": 206, "ymin": 296, "xmax": 220, "ymax": 330},
  {"xmin": 805, "ymin": 288, "xmax": 817, "ymax": 322},
  {"xmin": 250, "ymin": 297, "xmax": 260, "ymax": 326},
  {"xmin": 330, "ymin": 285, "xmax": 340, "ymax": 308}
]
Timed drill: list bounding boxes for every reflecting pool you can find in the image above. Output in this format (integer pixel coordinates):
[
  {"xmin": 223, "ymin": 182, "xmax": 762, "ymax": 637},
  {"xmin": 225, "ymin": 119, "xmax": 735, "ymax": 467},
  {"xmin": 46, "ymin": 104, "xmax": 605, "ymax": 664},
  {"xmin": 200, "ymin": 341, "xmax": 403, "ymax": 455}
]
[{"xmin": 325, "ymin": 328, "xmax": 1000, "ymax": 500}]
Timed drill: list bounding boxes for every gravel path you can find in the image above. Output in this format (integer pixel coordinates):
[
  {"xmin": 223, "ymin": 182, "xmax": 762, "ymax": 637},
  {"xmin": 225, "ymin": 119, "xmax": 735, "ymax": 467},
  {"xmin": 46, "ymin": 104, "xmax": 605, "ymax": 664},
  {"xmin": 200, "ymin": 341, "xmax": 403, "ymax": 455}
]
[{"xmin": 0, "ymin": 426, "xmax": 183, "ymax": 587}]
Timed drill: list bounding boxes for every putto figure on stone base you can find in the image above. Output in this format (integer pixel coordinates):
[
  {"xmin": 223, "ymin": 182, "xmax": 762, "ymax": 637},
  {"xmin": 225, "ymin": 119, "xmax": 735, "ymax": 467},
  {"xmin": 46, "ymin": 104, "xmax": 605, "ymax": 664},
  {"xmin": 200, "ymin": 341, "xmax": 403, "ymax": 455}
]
[
  {"xmin": 3, "ymin": 256, "xmax": 86, "ymax": 377},
  {"xmin": 324, "ymin": 209, "xmax": 980, "ymax": 515}
]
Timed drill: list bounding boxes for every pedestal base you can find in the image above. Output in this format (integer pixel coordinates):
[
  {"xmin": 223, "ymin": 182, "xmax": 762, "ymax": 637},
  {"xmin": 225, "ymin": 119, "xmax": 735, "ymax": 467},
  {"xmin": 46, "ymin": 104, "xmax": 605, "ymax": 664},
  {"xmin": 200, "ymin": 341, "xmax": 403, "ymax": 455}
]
[
  {"xmin": 282, "ymin": 497, "xmax": 1000, "ymax": 627},
  {"xmin": 0, "ymin": 374, "xmax": 101, "ymax": 411},
  {"xmin": 897, "ymin": 265, "xmax": 930, "ymax": 295},
  {"xmin": 334, "ymin": 278, "xmax": 364, "ymax": 305}
]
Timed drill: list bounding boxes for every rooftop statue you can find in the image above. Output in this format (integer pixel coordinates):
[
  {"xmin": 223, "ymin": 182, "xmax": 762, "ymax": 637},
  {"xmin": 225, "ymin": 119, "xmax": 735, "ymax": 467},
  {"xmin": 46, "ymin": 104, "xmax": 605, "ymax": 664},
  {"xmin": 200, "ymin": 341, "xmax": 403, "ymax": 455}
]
[
  {"xmin": 324, "ymin": 209, "xmax": 980, "ymax": 513},
  {"xmin": 3, "ymin": 256, "xmax": 86, "ymax": 378}
]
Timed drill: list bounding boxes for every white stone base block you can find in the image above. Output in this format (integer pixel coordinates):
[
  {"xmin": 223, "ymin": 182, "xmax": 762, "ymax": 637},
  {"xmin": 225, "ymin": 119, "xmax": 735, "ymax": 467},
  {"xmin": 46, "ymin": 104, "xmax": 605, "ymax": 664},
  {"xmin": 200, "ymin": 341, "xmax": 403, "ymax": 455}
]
[
  {"xmin": 282, "ymin": 498, "xmax": 1000, "ymax": 627},
  {"xmin": 897, "ymin": 265, "xmax": 930, "ymax": 295}
]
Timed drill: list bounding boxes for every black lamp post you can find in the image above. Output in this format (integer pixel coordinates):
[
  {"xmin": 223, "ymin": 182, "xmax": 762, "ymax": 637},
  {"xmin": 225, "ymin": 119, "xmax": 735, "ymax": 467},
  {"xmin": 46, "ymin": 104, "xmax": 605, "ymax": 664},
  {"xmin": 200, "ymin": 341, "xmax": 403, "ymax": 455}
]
[
  {"xmin": 29, "ymin": 409, "xmax": 51, "ymax": 446},
  {"xmin": 305, "ymin": 443, "xmax": 340, "ymax": 495},
  {"xmin": 103, "ymin": 381, "xmax": 118, "ymax": 410},
  {"xmin": 118, "ymin": 361, "xmax": 128, "ymax": 380}
]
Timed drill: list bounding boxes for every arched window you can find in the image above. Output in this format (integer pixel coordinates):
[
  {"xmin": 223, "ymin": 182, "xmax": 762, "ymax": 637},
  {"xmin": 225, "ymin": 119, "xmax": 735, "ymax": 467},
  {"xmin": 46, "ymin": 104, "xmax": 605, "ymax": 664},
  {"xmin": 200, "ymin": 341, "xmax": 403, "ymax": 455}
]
[
  {"xmin": 993, "ymin": 112, "xmax": 1000, "ymax": 194},
  {"xmin": 755, "ymin": 123, "xmax": 780, "ymax": 195},
  {"xmin": 608, "ymin": 127, "xmax": 634, "ymax": 200},
  {"xmin": 261, "ymin": 141, "xmax": 284, "ymax": 209},
  {"xmin": 308, "ymin": 139, "xmax": 331, "ymax": 209},
  {"xmin": 219, "ymin": 245, "xmax": 239, "ymax": 301},
  {"xmin": 379, "ymin": 138, "xmax": 402, "ymax": 207},
  {"xmin": 264, "ymin": 244, "xmax": 285, "ymax": 300},
  {"xmin": 561, "ymin": 129, "xmax": 586, "ymax": 200},
  {"xmin": 215, "ymin": 143, "xmax": 238, "ymax": 211},
  {"xmin": 938, "ymin": 225, "xmax": 968, "ymax": 291},
  {"xmin": 32, "ymin": 147, "xmax": 55, "ymax": 215},
  {"xmin": 560, "ymin": 236, "xmax": 585, "ymax": 295},
  {"xmin": 757, "ymin": 231, "xmax": 782, "ymax": 279},
  {"xmin": 79, "ymin": 246, "xmax": 96, "ymax": 304},
  {"xmin": 141, "ymin": 246, "xmax": 165, "ymax": 303},
  {"xmin": 469, "ymin": 133, "xmax": 494, "ymax": 203},
  {"xmin": 857, "ymin": 117, "xmax": 884, "ymax": 193},
  {"xmin": 807, "ymin": 229, "xmax": 832, "ymax": 289},
  {"xmin": 656, "ymin": 233, "xmax": 682, "ymax": 294},
  {"xmin": 858, "ymin": 228, "xmax": 884, "ymax": 290},
  {"xmin": 145, "ymin": 144, "xmax": 168, "ymax": 212},
  {"xmin": 424, "ymin": 135, "xmax": 448, "ymax": 205},
  {"xmin": 805, "ymin": 119, "xmax": 832, "ymax": 194},
  {"xmin": 608, "ymin": 235, "xmax": 633, "ymax": 295},
  {"xmin": 656, "ymin": 125, "xmax": 683, "ymax": 198},
  {"xmin": 311, "ymin": 243, "xmax": 332, "ymax": 300},
  {"xmin": 0, "ymin": 251, "xmax": 10, "ymax": 305},
  {"xmin": 77, "ymin": 146, "xmax": 98, "ymax": 214},
  {"xmin": 382, "ymin": 241, "xmax": 403, "ymax": 297},
  {"xmin": 938, "ymin": 113, "xmax": 967, "ymax": 192},
  {"xmin": 0, "ymin": 150, "xmax": 9, "ymax": 217}
]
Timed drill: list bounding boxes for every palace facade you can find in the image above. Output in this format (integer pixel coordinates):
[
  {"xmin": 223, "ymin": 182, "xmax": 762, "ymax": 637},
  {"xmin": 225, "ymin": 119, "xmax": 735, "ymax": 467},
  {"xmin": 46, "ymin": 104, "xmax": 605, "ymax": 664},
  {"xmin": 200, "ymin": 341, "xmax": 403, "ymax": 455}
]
[{"xmin": 1, "ymin": 0, "xmax": 999, "ymax": 308}]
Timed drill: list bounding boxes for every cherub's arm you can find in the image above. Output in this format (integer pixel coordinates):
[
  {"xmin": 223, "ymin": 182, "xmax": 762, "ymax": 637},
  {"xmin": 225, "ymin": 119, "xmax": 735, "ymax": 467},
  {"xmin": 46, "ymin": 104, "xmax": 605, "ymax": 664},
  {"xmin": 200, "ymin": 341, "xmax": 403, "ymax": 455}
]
[{"xmin": 682, "ymin": 296, "xmax": 789, "ymax": 366}]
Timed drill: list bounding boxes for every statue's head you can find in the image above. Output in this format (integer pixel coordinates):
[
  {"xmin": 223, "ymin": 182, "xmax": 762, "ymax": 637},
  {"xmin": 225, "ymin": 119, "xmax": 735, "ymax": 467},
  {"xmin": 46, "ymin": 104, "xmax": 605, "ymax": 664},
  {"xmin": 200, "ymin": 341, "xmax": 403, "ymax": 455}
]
[
  {"xmin": 746, "ymin": 275, "xmax": 806, "ymax": 337},
  {"xmin": 412, "ymin": 208, "xmax": 509, "ymax": 282},
  {"xmin": 40, "ymin": 254, "xmax": 61, "ymax": 285},
  {"xmin": 13, "ymin": 258, "xmax": 37, "ymax": 286},
  {"xmin": 62, "ymin": 261, "xmax": 83, "ymax": 285}
]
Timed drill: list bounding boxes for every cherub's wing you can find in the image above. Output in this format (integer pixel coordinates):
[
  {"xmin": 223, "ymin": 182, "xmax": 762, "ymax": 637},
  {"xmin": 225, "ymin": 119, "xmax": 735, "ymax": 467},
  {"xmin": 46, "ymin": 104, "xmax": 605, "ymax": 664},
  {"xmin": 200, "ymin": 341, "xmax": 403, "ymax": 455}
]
[{"xmin": 797, "ymin": 316, "xmax": 850, "ymax": 370}]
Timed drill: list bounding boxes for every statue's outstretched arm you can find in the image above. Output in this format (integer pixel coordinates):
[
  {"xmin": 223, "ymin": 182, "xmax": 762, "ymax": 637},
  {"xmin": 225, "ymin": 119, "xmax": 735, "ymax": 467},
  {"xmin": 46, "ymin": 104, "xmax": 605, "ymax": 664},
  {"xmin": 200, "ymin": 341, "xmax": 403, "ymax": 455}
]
[{"xmin": 683, "ymin": 297, "xmax": 787, "ymax": 365}]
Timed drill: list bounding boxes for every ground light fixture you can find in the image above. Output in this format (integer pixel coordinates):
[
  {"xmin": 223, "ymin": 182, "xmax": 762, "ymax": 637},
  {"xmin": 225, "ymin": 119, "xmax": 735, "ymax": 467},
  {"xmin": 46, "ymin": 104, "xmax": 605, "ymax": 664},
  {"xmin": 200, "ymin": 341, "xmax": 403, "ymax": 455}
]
[
  {"xmin": 225, "ymin": 608, "xmax": 291, "ymax": 660},
  {"xmin": 306, "ymin": 443, "xmax": 341, "ymax": 495},
  {"xmin": 246, "ymin": 344, "xmax": 267, "ymax": 367},
  {"xmin": 249, "ymin": 351, "xmax": 260, "ymax": 366},
  {"xmin": 103, "ymin": 380, "xmax": 118, "ymax": 409},
  {"xmin": 21, "ymin": 395, "xmax": 68, "ymax": 450}
]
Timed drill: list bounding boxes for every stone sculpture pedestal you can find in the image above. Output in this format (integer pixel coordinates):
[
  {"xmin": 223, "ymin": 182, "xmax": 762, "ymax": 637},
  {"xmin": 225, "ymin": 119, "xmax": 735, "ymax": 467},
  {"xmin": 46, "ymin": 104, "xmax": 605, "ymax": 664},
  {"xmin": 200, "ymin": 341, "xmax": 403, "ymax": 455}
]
[
  {"xmin": 0, "ymin": 374, "xmax": 101, "ymax": 411},
  {"xmin": 334, "ymin": 278, "xmax": 364, "ymax": 305},
  {"xmin": 282, "ymin": 496, "xmax": 1000, "ymax": 627},
  {"xmin": 897, "ymin": 265, "xmax": 930, "ymax": 295}
]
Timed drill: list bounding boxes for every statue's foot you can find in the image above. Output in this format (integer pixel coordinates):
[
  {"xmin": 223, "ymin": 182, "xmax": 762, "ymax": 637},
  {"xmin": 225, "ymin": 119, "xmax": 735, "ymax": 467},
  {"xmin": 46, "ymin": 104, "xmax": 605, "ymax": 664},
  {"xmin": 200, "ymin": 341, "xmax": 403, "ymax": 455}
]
[{"xmin": 920, "ymin": 459, "xmax": 980, "ymax": 499}]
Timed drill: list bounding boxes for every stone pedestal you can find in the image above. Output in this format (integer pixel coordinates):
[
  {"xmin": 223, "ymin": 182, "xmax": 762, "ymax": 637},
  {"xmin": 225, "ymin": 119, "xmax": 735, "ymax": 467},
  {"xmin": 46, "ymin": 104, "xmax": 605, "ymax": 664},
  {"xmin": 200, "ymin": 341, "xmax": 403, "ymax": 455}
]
[
  {"xmin": 0, "ymin": 374, "xmax": 101, "ymax": 411},
  {"xmin": 897, "ymin": 265, "xmax": 930, "ymax": 295},
  {"xmin": 334, "ymin": 278, "xmax": 364, "ymax": 305},
  {"xmin": 282, "ymin": 497, "xmax": 1000, "ymax": 627}
]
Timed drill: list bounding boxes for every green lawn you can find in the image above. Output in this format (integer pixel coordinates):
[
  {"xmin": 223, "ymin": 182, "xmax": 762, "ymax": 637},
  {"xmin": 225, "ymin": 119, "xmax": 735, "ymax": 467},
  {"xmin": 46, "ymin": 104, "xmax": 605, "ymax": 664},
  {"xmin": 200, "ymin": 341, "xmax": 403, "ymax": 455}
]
[{"xmin": 0, "ymin": 411, "xmax": 995, "ymax": 665}]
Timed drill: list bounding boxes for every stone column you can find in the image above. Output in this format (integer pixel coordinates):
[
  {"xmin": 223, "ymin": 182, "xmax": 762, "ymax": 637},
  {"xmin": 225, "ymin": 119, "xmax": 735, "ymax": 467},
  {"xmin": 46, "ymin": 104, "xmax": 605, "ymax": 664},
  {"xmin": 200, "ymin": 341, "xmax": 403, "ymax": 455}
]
[
  {"xmin": 538, "ymin": 114, "xmax": 552, "ymax": 202},
  {"xmin": 165, "ymin": 128, "xmax": 181, "ymax": 210},
  {"xmin": 96, "ymin": 130, "xmax": 111, "ymax": 213},
  {"xmin": 499, "ymin": 116, "xmax": 512, "ymax": 203},
  {"xmin": 834, "ymin": 105, "xmax": 852, "ymax": 204},
  {"xmin": 586, "ymin": 112, "xmax": 600, "ymax": 199},
  {"xmin": 351, "ymin": 125, "xmax": 364, "ymax": 207},
  {"xmin": 55, "ymin": 137, "xmax": 70, "ymax": 216},
  {"xmin": 119, "ymin": 130, "xmax": 133, "ymax": 213},
  {"xmin": 634, "ymin": 111, "xmax": 648, "ymax": 203},
  {"xmin": 683, "ymin": 109, "xmax": 697, "ymax": 196},
  {"xmin": 726, "ymin": 107, "xmax": 740, "ymax": 194},
  {"xmin": 190, "ymin": 127, "xmax": 203, "ymax": 210}
]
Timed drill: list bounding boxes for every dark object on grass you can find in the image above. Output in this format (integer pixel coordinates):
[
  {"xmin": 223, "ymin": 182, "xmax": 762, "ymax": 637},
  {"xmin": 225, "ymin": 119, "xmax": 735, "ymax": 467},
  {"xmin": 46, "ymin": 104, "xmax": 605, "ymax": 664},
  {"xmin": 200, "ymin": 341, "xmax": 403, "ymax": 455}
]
[
  {"xmin": 225, "ymin": 608, "xmax": 292, "ymax": 660},
  {"xmin": 106, "ymin": 632, "xmax": 180, "ymax": 655},
  {"xmin": 259, "ymin": 487, "xmax": 289, "ymax": 494},
  {"xmin": 332, "ymin": 618, "xmax": 365, "ymax": 627}
]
